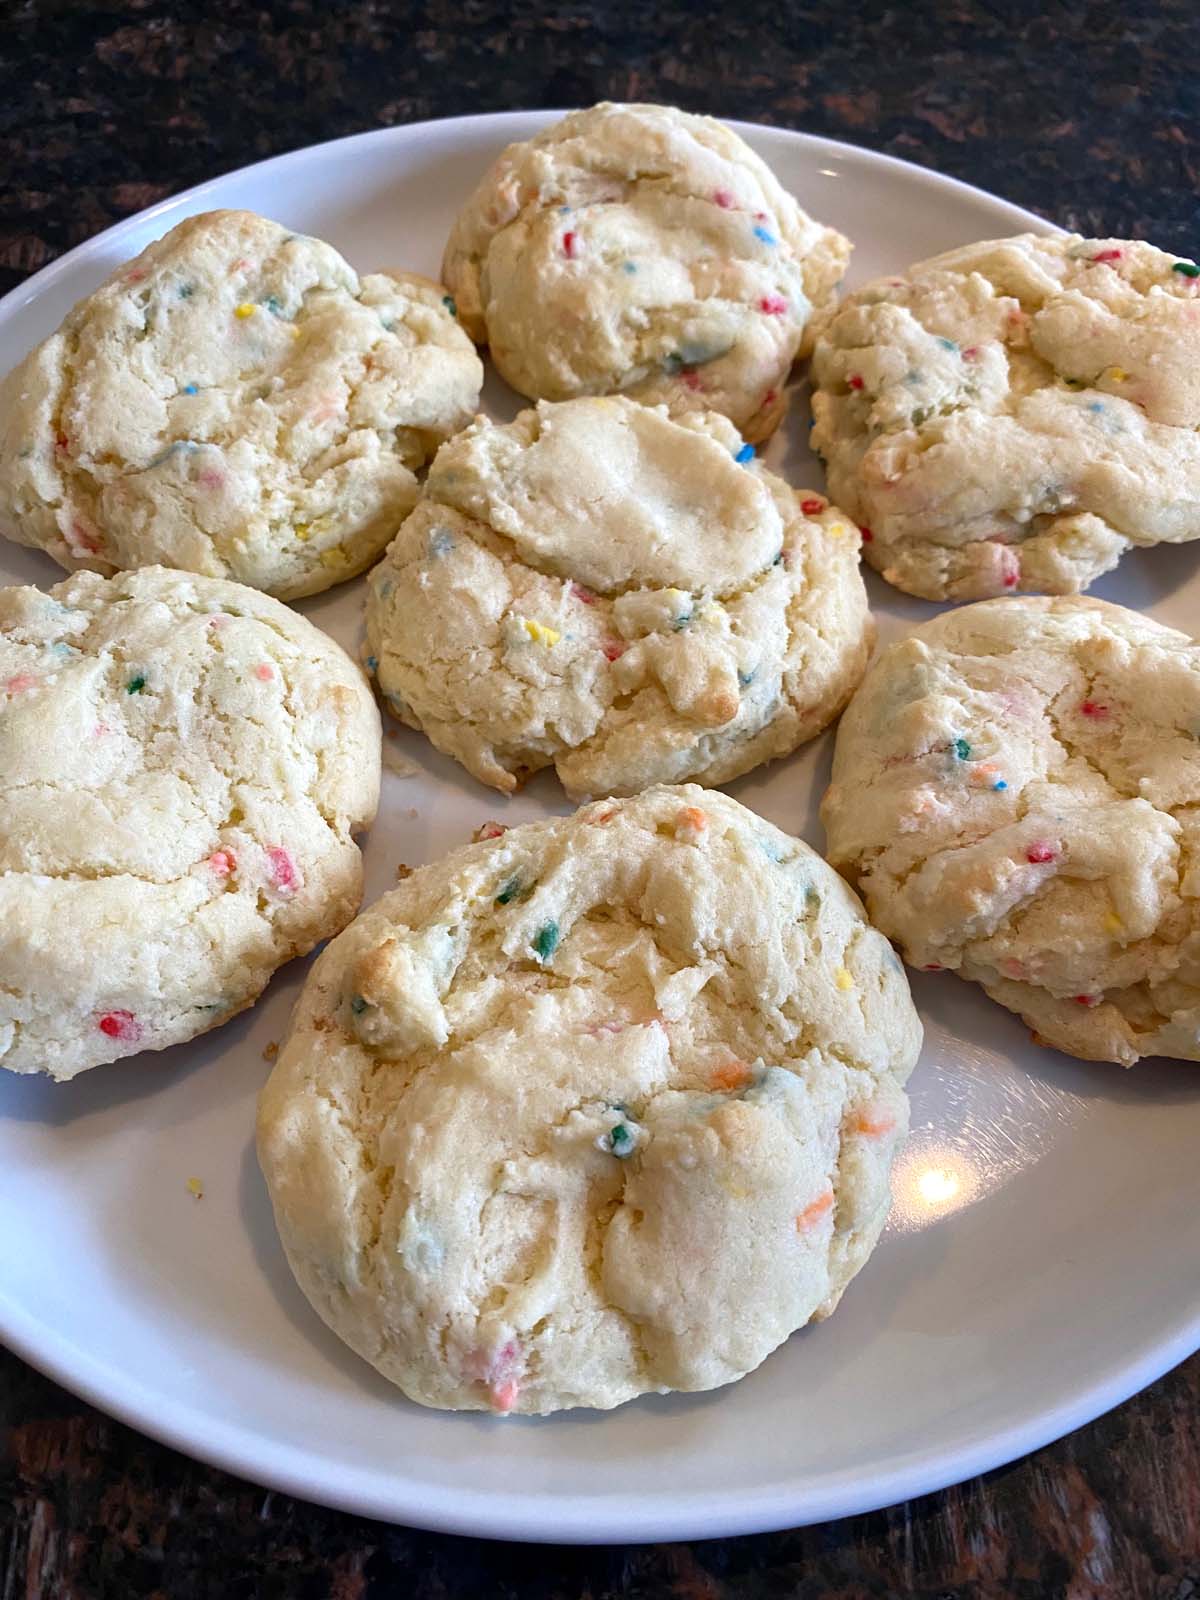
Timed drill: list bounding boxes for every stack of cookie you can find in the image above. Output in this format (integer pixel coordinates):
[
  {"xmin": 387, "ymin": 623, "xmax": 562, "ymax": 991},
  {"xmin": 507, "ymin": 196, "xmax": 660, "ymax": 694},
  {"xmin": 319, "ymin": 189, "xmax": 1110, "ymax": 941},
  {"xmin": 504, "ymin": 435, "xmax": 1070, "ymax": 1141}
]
[{"xmin": 0, "ymin": 101, "xmax": 1196, "ymax": 1419}]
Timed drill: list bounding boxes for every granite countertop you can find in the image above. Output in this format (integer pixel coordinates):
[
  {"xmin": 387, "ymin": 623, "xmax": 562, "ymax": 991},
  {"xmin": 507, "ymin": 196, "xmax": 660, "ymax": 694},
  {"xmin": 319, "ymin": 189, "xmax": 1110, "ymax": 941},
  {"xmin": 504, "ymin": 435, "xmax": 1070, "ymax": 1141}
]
[{"xmin": 2, "ymin": 1, "xmax": 1199, "ymax": 1594}]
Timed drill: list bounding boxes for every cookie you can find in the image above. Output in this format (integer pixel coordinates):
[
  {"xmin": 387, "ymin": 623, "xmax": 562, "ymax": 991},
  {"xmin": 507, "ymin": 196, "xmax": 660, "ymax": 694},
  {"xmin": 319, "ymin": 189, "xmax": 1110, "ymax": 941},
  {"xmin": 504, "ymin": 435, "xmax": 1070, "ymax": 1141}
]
[
  {"xmin": 0, "ymin": 210, "xmax": 483, "ymax": 599},
  {"xmin": 364, "ymin": 395, "xmax": 872, "ymax": 798},
  {"xmin": 257, "ymin": 785, "xmax": 921, "ymax": 1415},
  {"xmin": 822, "ymin": 596, "xmax": 1200, "ymax": 1066},
  {"xmin": 810, "ymin": 233, "xmax": 1200, "ymax": 600},
  {"xmin": 442, "ymin": 102, "xmax": 851, "ymax": 442},
  {"xmin": 0, "ymin": 566, "xmax": 380, "ymax": 1080}
]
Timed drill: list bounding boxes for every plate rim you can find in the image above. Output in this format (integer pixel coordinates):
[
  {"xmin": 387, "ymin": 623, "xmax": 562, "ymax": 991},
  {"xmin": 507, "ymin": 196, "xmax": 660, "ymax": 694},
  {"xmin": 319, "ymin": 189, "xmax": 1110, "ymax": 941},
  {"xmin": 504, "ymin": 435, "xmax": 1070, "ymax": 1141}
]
[{"xmin": 2, "ymin": 110, "xmax": 1196, "ymax": 1545}]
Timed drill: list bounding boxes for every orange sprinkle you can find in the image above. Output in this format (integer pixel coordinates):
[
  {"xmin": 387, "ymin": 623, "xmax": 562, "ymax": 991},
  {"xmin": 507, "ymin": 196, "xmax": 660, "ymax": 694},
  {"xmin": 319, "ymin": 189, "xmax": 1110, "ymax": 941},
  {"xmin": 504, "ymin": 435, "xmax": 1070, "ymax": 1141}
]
[
  {"xmin": 711, "ymin": 1060, "xmax": 752, "ymax": 1091},
  {"xmin": 587, "ymin": 807, "xmax": 617, "ymax": 825},
  {"xmin": 853, "ymin": 1110, "xmax": 896, "ymax": 1137},
  {"xmin": 677, "ymin": 805, "xmax": 708, "ymax": 834},
  {"xmin": 796, "ymin": 1190, "xmax": 834, "ymax": 1231}
]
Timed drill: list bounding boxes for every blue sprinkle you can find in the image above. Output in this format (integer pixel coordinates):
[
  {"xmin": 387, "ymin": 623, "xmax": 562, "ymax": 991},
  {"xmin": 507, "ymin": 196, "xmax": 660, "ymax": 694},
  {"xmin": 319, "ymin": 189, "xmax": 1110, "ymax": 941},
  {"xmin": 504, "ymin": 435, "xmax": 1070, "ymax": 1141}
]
[
  {"xmin": 51, "ymin": 641, "xmax": 77, "ymax": 658},
  {"xmin": 753, "ymin": 225, "xmax": 777, "ymax": 246},
  {"xmin": 428, "ymin": 528, "xmax": 454, "ymax": 558},
  {"xmin": 1087, "ymin": 401, "xmax": 1105, "ymax": 413},
  {"xmin": 442, "ymin": 294, "xmax": 457, "ymax": 316},
  {"xmin": 559, "ymin": 205, "xmax": 572, "ymax": 213},
  {"xmin": 737, "ymin": 667, "xmax": 756, "ymax": 686},
  {"xmin": 937, "ymin": 337, "xmax": 958, "ymax": 351},
  {"xmin": 993, "ymin": 779, "xmax": 1008, "ymax": 791},
  {"xmin": 182, "ymin": 384, "xmax": 198, "ymax": 395},
  {"xmin": 263, "ymin": 295, "xmax": 283, "ymax": 316},
  {"xmin": 147, "ymin": 440, "xmax": 200, "ymax": 469},
  {"xmin": 735, "ymin": 443, "xmax": 755, "ymax": 463},
  {"xmin": 178, "ymin": 283, "xmax": 194, "ymax": 300},
  {"xmin": 365, "ymin": 655, "xmax": 378, "ymax": 673},
  {"xmin": 622, "ymin": 261, "xmax": 637, "ymax": 274}
]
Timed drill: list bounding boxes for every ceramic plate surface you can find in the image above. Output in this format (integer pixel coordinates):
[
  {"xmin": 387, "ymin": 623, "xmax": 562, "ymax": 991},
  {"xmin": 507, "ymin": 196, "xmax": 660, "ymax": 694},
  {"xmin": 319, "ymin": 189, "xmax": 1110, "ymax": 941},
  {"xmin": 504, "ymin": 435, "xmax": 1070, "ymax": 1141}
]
[{"xmin": 1, "ymin": 113, "xmax": 1197, "ymax": 1544}]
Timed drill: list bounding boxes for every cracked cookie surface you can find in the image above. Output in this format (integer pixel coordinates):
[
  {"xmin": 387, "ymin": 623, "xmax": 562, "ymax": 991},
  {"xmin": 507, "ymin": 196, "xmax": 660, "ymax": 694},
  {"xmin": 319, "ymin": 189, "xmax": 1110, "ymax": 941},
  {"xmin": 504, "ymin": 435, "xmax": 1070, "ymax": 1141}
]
[
  {"xmin": 256, "ymin": 785, "xmax": 921, "ymax": 1414},
  {"xmin": 0, "ymin": 565, "xmax": 380, "ymax": 1079},
  {"xmin": 810, "ymin": 233, "xmax": 1200, "ymax": 600},
  {"xmin": 0, "ymin": 210, "xmax": 482, "ymax": 599},
  {"xmin": 442, "ymin": 102, "xmax": 851, "ymax": 441},
  {"xmin": 364, "ymin": 395, "xmax": 872, "ymax": 799},
  {"xmin": 822, "ymin": 596, "xmax": 1200, "ymax": 1065}
]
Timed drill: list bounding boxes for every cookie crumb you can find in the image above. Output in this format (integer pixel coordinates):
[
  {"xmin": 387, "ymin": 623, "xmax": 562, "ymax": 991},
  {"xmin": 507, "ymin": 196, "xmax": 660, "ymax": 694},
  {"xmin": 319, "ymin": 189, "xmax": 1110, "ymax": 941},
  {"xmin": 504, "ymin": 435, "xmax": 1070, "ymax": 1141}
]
[
  {"xmin": 186, "ymin": 1177, "xmax": 204, "ymax": 1200},
  {"xmin": 262, "ymin": 1040, "xmax": 279, "ymax": 1061},
  {"xmin": 396, "ymin": 863, "xmax": 413, "ymax": 880}
]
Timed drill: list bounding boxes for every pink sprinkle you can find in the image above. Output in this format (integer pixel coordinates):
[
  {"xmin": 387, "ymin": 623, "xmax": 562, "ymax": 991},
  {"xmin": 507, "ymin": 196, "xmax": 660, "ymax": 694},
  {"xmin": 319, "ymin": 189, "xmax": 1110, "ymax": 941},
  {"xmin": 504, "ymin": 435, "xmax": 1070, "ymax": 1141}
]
[
  {"xmin": 4, "ymin": 673, "xmax": 37, "ymax": 695},
  {"xmin": 763, "ymin": 388, "xmax": 778, "ymax": 405},
  {"xmin": 571, "ymin": 583, "xmax": 596, "ymax": 605},
  {"xmin": 1026, "ymin": 842, "xmax": 1057, "ymax": 864},
  {"xmin": 1080, "ymin": 700, "xmax": 1108, "ymax": 719},
  {"xmin": 848, "ymin": 374, "xmax": 864, "ymax": 391},
  {"xmin": 93, "ymin": 721, "xmax": 111, "ymax": 737},
  {"xmin": 602, "ymin": 638, "xmax": 627, "ymax": 662},
  {"xmin": 124, "ymin": 267, "xmax": 148, "ymax": 284},
  {"xmin": 491, "ymin": 1379, "xmax": 520, "ymax": 1413},
  {"xmin": 229, "ymin": 257, "xmax": 251, "ymax": 273},
  {"xmin": 962, "ymin": 346, "xmax": 979, "ymax": 360},
  {"xmin": 753, "ymin": 211, "xmax": 767, "ymax": 222},
  {"xmin": 64, "ymin": 519, "xmax": 100, "ymax": 556},
  {"xmin": 713, "ymin": 188, "xmax": 735, "ymax": 208},
  {"xmin": 681, "ymin": 369, "xmax": 705, "ymax": 391},
  {"xmin": 859, "ymin": 525, "xmax": 874, "ymax": 542},
  {"xmin": 98, "ymin": 1010, "xmax": 141, "ymax": 1042},
  {"xmin": 562, "ymin": 231, "xmax": 578, "ymax": 259},
  {"xmin": 758, "ymin": 293, "xmax": 788, "ymax": 316},
  {"xmin": 1002, "ymin": 958, "xmax": 1026, "ymax": 979},
  {"xmin": 208, "ymin": 849, "xmax": 236, "ymax": 876},
  {"xmin": 267, "ymin": 846, "xmax": 298, "ymax": 893},
  {"xmin": 197, "ymin": 468, "xmax": 224, "ymax": 491},
  {"xmin": 1092, "ymin": 249, "xmax": 1123, "ymax": 263},
  {"xmin": 800, "ymin": 497, "xmax": 825, "ymax": 515},
  {"xmin": 254, "ymin": 663, "xmax": 274, "ymax": 682}
]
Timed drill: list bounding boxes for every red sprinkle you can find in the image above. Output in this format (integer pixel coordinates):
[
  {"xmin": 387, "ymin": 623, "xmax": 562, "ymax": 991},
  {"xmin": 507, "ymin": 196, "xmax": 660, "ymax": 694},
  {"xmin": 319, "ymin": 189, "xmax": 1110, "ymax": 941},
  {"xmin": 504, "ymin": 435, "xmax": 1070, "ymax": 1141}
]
[
  {"xmin": 800, "ymin": 497, "xmax": 825, "ymax": 515},
  {"xmin": 474, "ymin": 821, "xmax": 508, "ymax": 841},
  {"xmin": 922, "ymin": 964, "xmax": 943, "ymax": 972},
  {"xmin": 1073, "ymin": 994, "xmax": 1099, "ymax": 1007},
  {"xmin": 859, "ymin": 525, "xmax": 874, "ymax": 542},
  {"xmin": 54, "ymin": 433, "xmax": 70, "ymax": 455},
  {"xmin": 267, "ymin": 846, "xmax": 298, "ymax": 893},
  {"xmin": 962, "ymin": 346, "xmax": 979, "ymax": 360},
  {"xmin": 1026, "ymin": 843, "xmax": 1058, "ymax": 864},
  {"xmin": 124, "ymin": 267, "xmax": 148, "ymax": 284},
  {"xmin": 763, "ymin": 389, "xmax": 778, "ymax": 405},
  {"xmin": 570, "ymin": 583, "xmax": 596, "ymax": 605},
  {"xmin": 681, "ymin": 368, "xmax": 705, "ymax": 391},
  {"xmin": 758, "ymin": 293, "xmax": 788, "ymax": 316},
  {"xmin": 1092, "ymin": 249, "xmax": 1123, "ymax": 263},
  {"xmin": 713, "ymin": 188, "xmax": 735, "ymax": 209},
  {"xmin": 602, "ymin": 638, "xmax": 627, "ymax": 662},
  {"xmin": 1080, "ymin": 700, "xmax": 1109, "ymax": 719},
  {"xmin": 98, "ymin": 1010, "xmax": 141, "ymax": 1042},
  {"xmin": 848, "ymin": 374, "xmax": 865, "ymax": 391},
  {"xmin": 562, "ymin": 231, "xmax": 578, "ymax": 259}
]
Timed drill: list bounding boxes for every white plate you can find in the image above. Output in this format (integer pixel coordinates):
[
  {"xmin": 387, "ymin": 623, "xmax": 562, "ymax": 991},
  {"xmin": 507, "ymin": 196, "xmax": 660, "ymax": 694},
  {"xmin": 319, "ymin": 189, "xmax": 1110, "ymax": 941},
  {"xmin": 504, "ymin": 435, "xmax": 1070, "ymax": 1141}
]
[{"xmin": 1, "ymin": 114, "xmax": 1198, "ymax": 1546}]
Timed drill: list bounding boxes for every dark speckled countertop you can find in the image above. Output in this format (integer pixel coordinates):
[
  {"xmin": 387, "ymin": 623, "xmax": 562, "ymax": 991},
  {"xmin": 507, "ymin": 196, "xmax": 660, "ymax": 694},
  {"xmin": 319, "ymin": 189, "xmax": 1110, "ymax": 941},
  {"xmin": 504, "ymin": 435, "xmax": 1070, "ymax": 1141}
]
[{"xmin": 2, "ymin": 2, "xmax": 1199, "ymax": 1595}]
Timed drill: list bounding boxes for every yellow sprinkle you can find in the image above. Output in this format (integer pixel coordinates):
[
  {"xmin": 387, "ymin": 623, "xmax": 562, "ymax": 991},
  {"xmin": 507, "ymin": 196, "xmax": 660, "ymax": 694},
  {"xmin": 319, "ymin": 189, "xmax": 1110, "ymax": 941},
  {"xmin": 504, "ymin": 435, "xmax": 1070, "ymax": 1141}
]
[
  {"xmin": 523, "ymin": 619, "xmax": 561, "ymax": 647},
  {"xmin": 828, "ymin": 522, "xmax": 847, "ymax": 537},
  {"xmin": 319, "ymin": 546, "xmax": 350, "ymax": 568},
  {"xmin": 1107, "ymin": 366, "xmax": 1128, "ymax": 382},
  {"xmin": 293, "ymin": 523, "xmax": 311, "ymax": 542},
  {"xmin": 1103, "ymin": 910, "xmax": 1123, "ymax": 933},
  {"xmin": 186, "ymin": 1177, "xmax": 204, "ymax": 1200},
  {"xmin": 835, "ymin": 967, "xmax": 854, "ymax": 991},
  {"xmin": 234, "ymin": 302, "xmax": 256, "ymax": 319},
  {"xmin": 289, "ymin": 324, "xmax": 302, "ymax": 339}
]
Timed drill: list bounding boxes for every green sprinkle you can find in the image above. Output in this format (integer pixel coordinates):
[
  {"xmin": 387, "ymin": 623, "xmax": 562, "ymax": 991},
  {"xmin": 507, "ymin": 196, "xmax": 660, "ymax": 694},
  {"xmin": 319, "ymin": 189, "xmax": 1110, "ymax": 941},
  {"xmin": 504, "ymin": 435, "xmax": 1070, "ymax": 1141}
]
[
  {"xmin": 380, "ymin": 317, "xmax": 396, "ymax": 332},
  {"xmin": 608, "ymin": 1123, "xmax": 634, "ymax": 1157},
  {"xmin": 442, "ymin": 294, "xmax": 457, "ymax": 316},
  {"xmin": 532, "ymin": 921, "xmax": 560, "ymax": 961},
  {"xmin": 622, "ymin": 261, "xmax": 637, "ymax": 274},
  {"xmin": 178, "ymin": 283, "xmax": 195, "ymax": 300},
  {"xmin": 953, "ymin": 737, "xmax": 971, "ymax": 761},
  {"xmin": 495, "ymin": 874, "xmax": 525, "ymax": 906},
  {"xmin": 1172, "ymin": 261, "xmax": 1200, "ymax": 277},
  {"xmin": 126, "ymin": 674, "xmax": 146, "ymax": 694},
  {"xmin": 936, "ymin": 337, "xmax": 958, "ymax": 351},
  {"xmin": 365, "ymin": 654, "xmax": 378, "ymax": 673},
  {"xmin": 662, "ymin": 352, "xmax": 684, "ymax": 376},
  {"xmin": 262, "ymin": 294, "xmax": 284, "ymax": 316},
  {"xmin": 737, "ymin": 667, "xmax": 756, "ymax": 687},
  {"xmin": 672, "ymin": 610, "xmax": 692, "ymax": 632},
  {"xmin": 350, "ymin": 994, "xmax": 368, "ymax": 1015}
]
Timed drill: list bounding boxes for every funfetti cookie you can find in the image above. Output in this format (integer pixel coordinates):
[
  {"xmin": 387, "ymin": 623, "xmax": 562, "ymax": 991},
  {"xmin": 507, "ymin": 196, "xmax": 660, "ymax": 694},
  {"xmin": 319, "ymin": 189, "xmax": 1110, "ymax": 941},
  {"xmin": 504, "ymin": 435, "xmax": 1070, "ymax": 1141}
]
[
  {"xmin": 0, "ymin": 566, "xmax": 380, "ymax": 1080},
  {"xmin": 257, "ymin": 785, "xmax": 922, "ymax": 1415},
  {"xmin": 822, "ymin": 596, "xmax": 1200, "ymax": 1066},
  {"xmin": 810, "ymin": 234, "xmax": 1200, "ymax": 601},
  {"xmin": 0, "ymin": 210, "xmax": 483, "ymax": 599},
  {"xmin": 364, "ymin": 395, "xmax": 873, "ymax": 799},
  {"xmin": 443, "ymin": 102, "xmax": 851, "ymax": 441}
]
